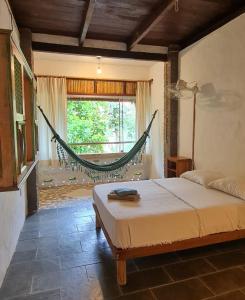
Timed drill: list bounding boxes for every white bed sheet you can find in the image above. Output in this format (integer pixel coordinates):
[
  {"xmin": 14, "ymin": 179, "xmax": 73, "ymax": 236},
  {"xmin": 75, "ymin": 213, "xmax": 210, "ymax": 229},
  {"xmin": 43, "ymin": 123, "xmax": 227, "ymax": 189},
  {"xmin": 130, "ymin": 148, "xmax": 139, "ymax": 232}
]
[{"xmin": 93, "ymin": 178, "xmax": 245, "ymax": 249}]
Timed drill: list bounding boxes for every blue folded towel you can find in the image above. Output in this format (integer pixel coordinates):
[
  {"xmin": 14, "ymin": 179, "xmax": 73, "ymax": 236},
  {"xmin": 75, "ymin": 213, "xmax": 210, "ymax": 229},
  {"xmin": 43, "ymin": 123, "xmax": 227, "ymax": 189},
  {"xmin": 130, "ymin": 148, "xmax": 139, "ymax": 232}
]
[{"xmin": 112, "ymin": 188, "xmax": 138, "ymax": 197}]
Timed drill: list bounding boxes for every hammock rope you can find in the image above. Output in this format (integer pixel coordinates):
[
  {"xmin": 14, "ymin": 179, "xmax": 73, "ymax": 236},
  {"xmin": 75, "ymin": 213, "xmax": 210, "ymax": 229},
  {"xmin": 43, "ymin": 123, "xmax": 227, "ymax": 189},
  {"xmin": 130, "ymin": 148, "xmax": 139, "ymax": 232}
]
[{"xmin": 38, "ymin": 106, "xmax": 157, "ymax": 179}]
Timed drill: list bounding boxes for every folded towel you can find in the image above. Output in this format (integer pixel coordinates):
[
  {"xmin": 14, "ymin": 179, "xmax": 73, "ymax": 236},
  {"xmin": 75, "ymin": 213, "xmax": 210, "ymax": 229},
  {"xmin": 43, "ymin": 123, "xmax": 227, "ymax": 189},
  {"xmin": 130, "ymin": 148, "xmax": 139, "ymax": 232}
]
[
  {"xmin": 112, "ymin": 188, "xmax": 138, "ymax": 197},
  {"xmin": 108, "ymin": 192, "xmax": 140, "ymax": 201}
]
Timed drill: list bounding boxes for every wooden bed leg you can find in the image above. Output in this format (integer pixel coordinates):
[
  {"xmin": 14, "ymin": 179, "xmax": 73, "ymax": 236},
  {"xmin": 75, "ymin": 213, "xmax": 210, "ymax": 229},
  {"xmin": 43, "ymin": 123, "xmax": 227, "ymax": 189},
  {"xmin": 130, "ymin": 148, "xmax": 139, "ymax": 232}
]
[
  {"xmin": 93, "ymin": 204, "xmax": 101, "ymax": 229},
  {"xmin": 95, "ymin": 213, "xmax": 101, "ymax": 229},
  {"xmin": 117, "ymin": 259, "xmax": 127, "ymax": 286}
]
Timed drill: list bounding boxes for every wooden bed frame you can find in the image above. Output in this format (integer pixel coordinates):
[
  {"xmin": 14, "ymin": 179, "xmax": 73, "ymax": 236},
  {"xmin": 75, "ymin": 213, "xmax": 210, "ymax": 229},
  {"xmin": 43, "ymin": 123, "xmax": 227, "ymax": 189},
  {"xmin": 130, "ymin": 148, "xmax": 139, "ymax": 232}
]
[{"xmin": 93, "ymin": 203, "xmax": 245, "ymax": 286}]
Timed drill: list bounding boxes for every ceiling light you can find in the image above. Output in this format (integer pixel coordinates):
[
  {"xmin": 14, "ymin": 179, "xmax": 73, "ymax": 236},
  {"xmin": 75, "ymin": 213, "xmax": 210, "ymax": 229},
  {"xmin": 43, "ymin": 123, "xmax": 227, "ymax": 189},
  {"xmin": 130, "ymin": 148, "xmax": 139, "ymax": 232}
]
[{"xmin": 96, "ymin": 56, "xmax": 102, "ymax": 74}]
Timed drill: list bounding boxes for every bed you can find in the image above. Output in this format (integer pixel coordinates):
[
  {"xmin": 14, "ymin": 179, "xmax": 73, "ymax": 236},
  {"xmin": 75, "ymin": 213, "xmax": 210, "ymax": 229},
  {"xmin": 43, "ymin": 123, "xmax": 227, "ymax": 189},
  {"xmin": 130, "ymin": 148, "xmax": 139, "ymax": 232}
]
[{"xmin": 92, "ymin": 177, "xmax": 245, "ymax": 285}]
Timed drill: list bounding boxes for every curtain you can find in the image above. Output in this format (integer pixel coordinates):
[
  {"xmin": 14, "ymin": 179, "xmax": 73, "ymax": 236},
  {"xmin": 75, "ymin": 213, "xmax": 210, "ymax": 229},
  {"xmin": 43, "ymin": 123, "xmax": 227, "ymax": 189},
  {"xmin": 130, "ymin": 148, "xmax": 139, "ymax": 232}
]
[
  {"xmin": 136, "ymin": 81, "xmax": 151, "ymax": 177},
  {"xmin": 136, "ymin": 81, "xmax": 151, "ymax": 138},
  {"xmin": 37, "ymin": 77, "xmax": 67, "ymax": 162}
]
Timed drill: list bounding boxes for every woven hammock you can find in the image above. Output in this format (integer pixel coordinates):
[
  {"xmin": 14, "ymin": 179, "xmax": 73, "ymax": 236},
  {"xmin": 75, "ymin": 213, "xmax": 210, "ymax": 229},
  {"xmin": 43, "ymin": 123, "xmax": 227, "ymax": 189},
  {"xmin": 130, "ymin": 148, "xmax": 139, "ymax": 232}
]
[{"xmin": 38, "ymin": 106, "xmax": 157, "ymax": 181}]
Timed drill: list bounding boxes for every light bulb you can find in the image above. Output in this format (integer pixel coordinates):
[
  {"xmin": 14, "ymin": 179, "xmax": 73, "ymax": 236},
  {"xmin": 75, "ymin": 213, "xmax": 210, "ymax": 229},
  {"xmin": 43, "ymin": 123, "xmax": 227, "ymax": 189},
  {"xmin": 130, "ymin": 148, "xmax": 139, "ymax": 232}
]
[{"xmin": 97, "ymin": 66, "xmax": 102, "ymax": 74}]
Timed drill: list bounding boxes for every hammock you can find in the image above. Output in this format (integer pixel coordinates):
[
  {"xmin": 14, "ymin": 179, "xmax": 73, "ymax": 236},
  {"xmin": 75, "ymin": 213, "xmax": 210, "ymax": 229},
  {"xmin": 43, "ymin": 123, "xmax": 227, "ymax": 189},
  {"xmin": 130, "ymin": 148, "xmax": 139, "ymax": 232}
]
[{"xmin": 38, "ymin": 106, "xmax": 157, "ymax": 181}]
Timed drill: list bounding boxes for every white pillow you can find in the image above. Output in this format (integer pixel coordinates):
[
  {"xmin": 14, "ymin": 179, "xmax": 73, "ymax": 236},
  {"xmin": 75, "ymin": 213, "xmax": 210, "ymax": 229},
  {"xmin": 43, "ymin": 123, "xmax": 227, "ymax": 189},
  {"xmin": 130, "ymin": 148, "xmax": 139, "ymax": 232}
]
[
  {"xmin": 208, "ymin": 176, "xmax": 245, "ymax": 200},
  {"xmin": 180, "ymin": 170, "xmax": 223, "ymax": 187}
]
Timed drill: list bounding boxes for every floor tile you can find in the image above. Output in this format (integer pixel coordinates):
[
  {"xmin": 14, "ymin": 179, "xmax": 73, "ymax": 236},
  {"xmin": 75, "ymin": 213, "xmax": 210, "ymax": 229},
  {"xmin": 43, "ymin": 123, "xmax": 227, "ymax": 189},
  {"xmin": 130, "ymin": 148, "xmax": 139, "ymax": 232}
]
[
  {"xmin": 39, "ymin": 228, "xmax": 59, "ymax": 238},
  {"xmin": 200, "ymin": 267, "xmax": 245, "ymax": 294},
  {"xmin": 216, "ymin": 240, "xmax": 245, "ymax": 253},
  {"xmin": 0, "ymin": 272, "xmax": 32, "ymax": 299},
  {"xmin": 32, "ymin": 267, "xmax": 87, "ymax": 293},
  {"xmin": 73, "ymin": 216, "xmax": 94, "ymax": 225},
  {"xmin": 22, "ymin": 223, "xmax": 42, "ymax": 232},
  {"xmin": 60, "ymin": 251, "xmax": 103, "ymax": 269},
  {"xmin": 73, "ymin": 209, "xmax": 94, "ymax": 218},
  {"xmin": 11, "ymin": 250, "xmax": 37, "ymax": 264},
  {"xmin": 80, "ymin": 228, "xmax": 105, "ymax": 241},
  {"xmin": 165, "ymin": 258, "xmax": 215, "ymax": 280},
  {"xmin": 58, "ymin": 232, "xmax": 83, "ymax": 243},
  {"xmin": 126, "ymin": 260, "xmax": 139, "ymax": 273},
  {"xmin": 87, "ymin": 258, "xmax": 138, "ymax": 282},
  {"xmin": 178, "ymin": 245, "xmax": 219, "ymax": 260},
  {"xmin": 86, "ymin": 262, "xmax": 117, "ymax": 280},
  {"xmin": 121, "ymin": 267, "xmax": 171, "ymax": 294},
  {"xmin": 36, "ymin": 247, "xmax": 60, "ymax": 259},
  {"xmin": 9, "ymin": 289, "xmax": 61, "ymax": 300},
  {"xmin": 81, "ymin": 238, "xmax": 109, "ymax": 252},
  {"xmin": 36, "ymin": 240, "xmax": 83, "ymax": 258},
  {"xmin": 16, "ymin": 239, "xmax": 38, "ymax": 252},
  {"xmin": 57, "ymin": 224, "xmax": 78, "ymax": 234},
  {"xmin": 36, "ymin": 237, "xmax": 60, "ymax": 249},
  {"xmin": 114, "ymin": 290, "xmax": 154, "ymax": 300},
  {"xmin": 134, "ymin": 253, "xmax": 180, "ymax": 270},
  {"xmin": 94, "ymin": 277, "xmax": 122, "ymax": 299},
  {"xmin": 152, "ymin": 278, "xmax": 213, "ymax": 300},
  {"xmin": 207, "ymin": 251, "xmax": 245, "ymax": 269},
  {"xmin": 7, "ymin": 257, "xmax": 60, "ymax": 278},
  {"xmin": 37, "ymin": 208, "xmax": 58, "ymax": 217},
  {"xmin": 60, "ymin": 277, "xmax": 120, "ymax": 300},
  {"xmin": 19, "ymin": 230, "xmax": 40, "ymax": 241},
  {"xmin": 60, "ymin": 228, "xmax": 105, "ymax": 244},
  {"xmin": 207, "ymin": 290, "xmax": 245, "ymax": 300},
  {"xmin": 76, "ymin": 223, "xmax": 95, "ymax": 232}
]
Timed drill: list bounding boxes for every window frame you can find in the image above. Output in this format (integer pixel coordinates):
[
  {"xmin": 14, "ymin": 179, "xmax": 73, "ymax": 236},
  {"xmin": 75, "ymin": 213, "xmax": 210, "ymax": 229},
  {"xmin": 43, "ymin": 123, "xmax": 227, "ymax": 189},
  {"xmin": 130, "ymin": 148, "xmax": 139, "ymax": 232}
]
[{"xmin": 67, "ymin": 95, "xmax": 136, "ymax": 154}]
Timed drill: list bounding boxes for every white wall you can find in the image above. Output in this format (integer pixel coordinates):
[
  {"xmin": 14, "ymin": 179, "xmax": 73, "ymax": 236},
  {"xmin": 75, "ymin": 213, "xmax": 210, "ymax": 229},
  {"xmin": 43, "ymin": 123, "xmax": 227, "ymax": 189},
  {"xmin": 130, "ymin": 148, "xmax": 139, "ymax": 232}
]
[
  {"xmin": 179, "ymin": 14, "xmax": 245, "ymax": 176},
  {"xmin": 34, "ymin": 53, "xmax": 150, "ymax": 80},
  {"xmin": 0, "ymin": 0, "xmax": 20, "ymax": 45},
  {"xmin": 0, "ymin": 185, "xmax": 27, "ymax": 286},
  {"xmin": 149, "ymin": 62, "xmax": 165, "ymax": 178},
  {"xmin": 0, "ymin": 0, "xmax": 27, "ymax": 287}
]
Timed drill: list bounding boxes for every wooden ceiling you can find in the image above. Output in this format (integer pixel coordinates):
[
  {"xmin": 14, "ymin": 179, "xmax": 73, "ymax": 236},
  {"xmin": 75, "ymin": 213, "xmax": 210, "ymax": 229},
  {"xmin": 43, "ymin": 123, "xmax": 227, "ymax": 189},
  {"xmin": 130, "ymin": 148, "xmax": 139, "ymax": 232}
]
[{"xmin": 9, "ymin": 0, "xmax": 245, "ymax": 60}]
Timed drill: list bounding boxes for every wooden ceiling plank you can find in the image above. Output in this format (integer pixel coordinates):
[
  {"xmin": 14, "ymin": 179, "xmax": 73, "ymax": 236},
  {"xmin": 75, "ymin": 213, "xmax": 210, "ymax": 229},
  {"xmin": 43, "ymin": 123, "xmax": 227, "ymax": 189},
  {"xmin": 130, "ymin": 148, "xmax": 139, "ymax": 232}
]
[
  {"xmin": 80, "ymin": 0, "xmax": 96, "ymax": 45},
  {"xmin": 32, "ymin": 42, "xmax": 167, "ymax": 61},
  {"xmin": 180, "ymin": 4, "xmax": 245, "ymax": 49},
  {"xmin": 127, "ymin": 0, "xmax": 175, "ymax": 50}
]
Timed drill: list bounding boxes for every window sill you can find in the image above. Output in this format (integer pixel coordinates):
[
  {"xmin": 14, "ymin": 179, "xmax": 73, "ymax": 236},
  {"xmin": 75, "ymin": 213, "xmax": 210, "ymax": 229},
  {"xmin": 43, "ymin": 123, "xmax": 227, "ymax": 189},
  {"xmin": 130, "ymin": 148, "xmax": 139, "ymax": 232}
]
[
  {"xmin": 0, "ymin": 156, "xmax": 38, "ymax": 192},
  {"xmin": 78, "ymin": 152, "xmax": 126, "ymax": 161}
]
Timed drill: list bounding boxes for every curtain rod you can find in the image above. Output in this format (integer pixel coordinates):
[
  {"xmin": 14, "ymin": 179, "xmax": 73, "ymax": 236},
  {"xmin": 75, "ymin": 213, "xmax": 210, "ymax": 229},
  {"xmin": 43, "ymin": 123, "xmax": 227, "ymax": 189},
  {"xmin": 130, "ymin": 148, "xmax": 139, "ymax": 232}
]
[{"xmin": 35, "ymin": 74, "xmax": 153, "ymax": 83}]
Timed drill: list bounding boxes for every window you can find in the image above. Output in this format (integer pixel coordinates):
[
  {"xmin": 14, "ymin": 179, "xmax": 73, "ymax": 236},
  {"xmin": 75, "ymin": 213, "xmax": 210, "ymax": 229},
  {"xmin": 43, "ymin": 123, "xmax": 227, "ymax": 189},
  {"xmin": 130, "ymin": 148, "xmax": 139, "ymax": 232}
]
[{"xmin": 67, "ymin": 98, "xmax": 136, "ymax": 154}]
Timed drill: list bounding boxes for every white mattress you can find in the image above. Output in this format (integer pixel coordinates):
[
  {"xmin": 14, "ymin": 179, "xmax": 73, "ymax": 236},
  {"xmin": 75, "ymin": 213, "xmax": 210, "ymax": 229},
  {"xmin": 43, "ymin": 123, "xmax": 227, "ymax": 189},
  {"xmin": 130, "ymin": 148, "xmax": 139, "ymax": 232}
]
[{"xmin": 93, "ymin": 178, "xmax": 245, "ymax": 249}]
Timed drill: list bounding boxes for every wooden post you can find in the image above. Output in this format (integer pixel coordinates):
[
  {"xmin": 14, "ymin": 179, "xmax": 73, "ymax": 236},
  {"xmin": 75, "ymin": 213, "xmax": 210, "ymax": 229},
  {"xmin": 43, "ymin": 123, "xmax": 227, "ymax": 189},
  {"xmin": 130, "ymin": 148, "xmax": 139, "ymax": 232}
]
[
  {"xmin": 20, "ymin": 28, "xmax": 33, "ymax": 71},
  {"xmin": 117, "ymin": 259, "xmax": 126, "ymax": 286},
  {"xmin": 27, "ymin": 165, "xmax": 39, "ymax": 215},
  {"xmin": 164, "ymin": 45, "xmax": 179, "ymax": 177},
  {"xmin": 0, "ymin": 30, "xmax": 17, "ymax": 188}
]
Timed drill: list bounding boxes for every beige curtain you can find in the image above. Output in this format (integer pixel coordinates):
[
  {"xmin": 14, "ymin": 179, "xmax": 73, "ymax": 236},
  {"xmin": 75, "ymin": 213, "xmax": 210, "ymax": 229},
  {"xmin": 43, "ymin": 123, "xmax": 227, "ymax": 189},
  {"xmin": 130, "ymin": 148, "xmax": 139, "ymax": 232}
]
[
  {"xmin": 37, "ymin": 77, "xmax": 67, "ymax": 162},
  {"xmin": 136, "ymin": 81, "xmax": 151, "ymax": 177},
  {"xmin": 136, "ymin": 81, "xmax": 151, "ymax": 138}
]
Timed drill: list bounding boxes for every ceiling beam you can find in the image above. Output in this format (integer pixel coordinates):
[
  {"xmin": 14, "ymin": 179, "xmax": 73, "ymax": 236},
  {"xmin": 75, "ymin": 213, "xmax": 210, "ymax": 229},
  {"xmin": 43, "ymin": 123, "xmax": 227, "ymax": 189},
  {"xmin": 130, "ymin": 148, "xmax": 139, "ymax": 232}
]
[
  {"xmin": 180, "ymin": 4, "xmax": 245, "ymax": 49},
  {"xmin": 127, "ymin": 0, "xmax": 175, "ymax": 50},
  {"xmin": 80, "ymin": 0, "xmax": 96, "ymax": 45},
  {"xmin": 32, "ymin": 42, "xmax": 167, "ymax": 61}
]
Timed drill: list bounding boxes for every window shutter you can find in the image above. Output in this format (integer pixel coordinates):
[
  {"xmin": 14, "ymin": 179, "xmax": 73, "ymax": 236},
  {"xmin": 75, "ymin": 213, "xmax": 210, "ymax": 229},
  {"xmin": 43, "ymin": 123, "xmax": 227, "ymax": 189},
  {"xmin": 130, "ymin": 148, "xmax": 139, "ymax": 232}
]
[{"xmin": 66, "ymin": 78, "xmax": 136, "ymax": 96}]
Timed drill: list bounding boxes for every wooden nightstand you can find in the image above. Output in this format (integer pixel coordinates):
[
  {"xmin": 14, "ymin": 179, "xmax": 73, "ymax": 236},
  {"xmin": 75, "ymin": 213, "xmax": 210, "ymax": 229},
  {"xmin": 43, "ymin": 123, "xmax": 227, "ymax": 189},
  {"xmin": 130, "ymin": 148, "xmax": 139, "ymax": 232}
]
[{"xmin": 167, "ymin": 156, "xmax": 192, "ymax": 178}]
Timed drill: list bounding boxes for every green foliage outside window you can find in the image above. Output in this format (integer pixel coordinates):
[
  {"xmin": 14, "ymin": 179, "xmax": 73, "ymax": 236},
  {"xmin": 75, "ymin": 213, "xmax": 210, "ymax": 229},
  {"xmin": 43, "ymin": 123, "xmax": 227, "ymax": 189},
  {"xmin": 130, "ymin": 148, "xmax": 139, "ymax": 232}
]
[{"xmin": 67, "ymin": 99, "xmax": 136, "ymax": 154}]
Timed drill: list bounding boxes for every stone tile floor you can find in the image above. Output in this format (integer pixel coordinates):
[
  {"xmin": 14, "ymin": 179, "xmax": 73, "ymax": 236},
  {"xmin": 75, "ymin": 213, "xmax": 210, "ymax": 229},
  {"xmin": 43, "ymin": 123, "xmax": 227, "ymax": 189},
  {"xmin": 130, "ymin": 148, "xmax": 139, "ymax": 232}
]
[{"xmin": 1, "ymin": 198, "xmax": 245, "ymax": 299}]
